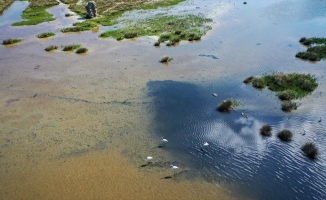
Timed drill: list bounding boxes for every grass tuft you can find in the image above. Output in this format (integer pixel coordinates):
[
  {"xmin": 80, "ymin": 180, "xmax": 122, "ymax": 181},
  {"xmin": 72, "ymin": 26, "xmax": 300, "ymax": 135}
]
[
  {"xmin": 44, "ymin": 45, "xmax": 58, "ymax": 51},
  {"xmin": 62, "ymin": 44, "xmax": 81, "ymax": 51},
  {"xmin": 37, "ymin": 32, "xmax": 55, "ymax": 38},
  {"xmin": 277, "ymin": 130, "xmax": 293, "ymax": 142},
  {"xmin": 76, "ymin": 47, "xmax": 88, "ymax": 54},
  {"xmin": 217, "ymin": 100, "xmax": 234, "ymax": 113},
  {"xmin": 260, "ymin": 124, "xmax": 272, "ymax": 136},
  {"xmin": 301, "ymin": 142, "xmax": 318, "ymax": 160}
]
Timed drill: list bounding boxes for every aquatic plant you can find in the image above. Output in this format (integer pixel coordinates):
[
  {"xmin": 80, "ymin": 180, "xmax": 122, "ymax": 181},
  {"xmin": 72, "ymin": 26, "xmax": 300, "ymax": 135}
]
[
  {"xmin": 260, "ymin": 124, "xmax": 272, "ymax": 136},
  {"xmin": 62, "ymin": 44, "xmax": 81, "ymax": 51},
  {"xmin": 2, "ymin": 38, "xmax": 22, "ymax": 45},
  {"xmin": 44, "ymin": 45, "xmax": 58, "ymax": 51},
  {"xmin": 277, "ymin": 130, "xmax": 293, "ymax": 142},
  {"xmin": 99, "ymin": 14, "xmax": 211, "ymax": 45},
  {"xmin": 61, "ymin": 21, "xmax": 98, "ymax": 33},
  {"xmin": 12, "ymin": 0, "xmax": 59, "ymax": 26},
  {"xmin": 37, "ymin": 32, "xmax": 55, "ymax": 38},
  {"xmin": 217, "ymin": 100, "xmax": 233, "ymax": 113},
  {"xmin": 301, "ymin": 142, "xmax": 318, "ymax": 160},
  {"xmin": 277, "ymin": 90, "xmax": 297, "ymax": 101},
  {"xmin": 296, "ymin": 37, "xmax": 326, "ymax": 62},
  {"xmin": 243, "ymin": 76, "xmax": 254, "ymax": 84},
  {"xmin": 76, "ymin": 47, "xmax": 88, "ymax": 54},
  {"xmin": 281, "ymin": 101, "xmax": 298, "ymax": 112}
]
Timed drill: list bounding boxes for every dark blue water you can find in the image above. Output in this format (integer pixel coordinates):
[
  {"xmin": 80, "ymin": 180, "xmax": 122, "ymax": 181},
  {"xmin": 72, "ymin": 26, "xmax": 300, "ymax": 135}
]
[{"xmin": 148, "ymin": 80, "xmax": 326, "ymax": 200}]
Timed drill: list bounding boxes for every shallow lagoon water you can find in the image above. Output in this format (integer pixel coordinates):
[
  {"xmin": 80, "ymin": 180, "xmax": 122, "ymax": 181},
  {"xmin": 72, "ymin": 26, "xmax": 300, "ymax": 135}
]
[{"xmin": 1, "ymin": 0, "xmax": 326, "ymax": 199}]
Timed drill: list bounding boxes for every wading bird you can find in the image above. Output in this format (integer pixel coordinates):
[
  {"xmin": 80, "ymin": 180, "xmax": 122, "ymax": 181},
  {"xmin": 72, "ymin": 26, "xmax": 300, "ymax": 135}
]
[
  {"xmin": 170, "ymin": 164, "xmax": 178, "ymax": 177},
  {"xmin": 318, "ymin": 117, "xmax": 322, "ymax": 123},
  {"xmin": 161, "ymin": 137, "xmax": 168, "ymax": 145},
  {"xmin": 146, "ymin": 156, "xmax": 153, "ymax": 163}
]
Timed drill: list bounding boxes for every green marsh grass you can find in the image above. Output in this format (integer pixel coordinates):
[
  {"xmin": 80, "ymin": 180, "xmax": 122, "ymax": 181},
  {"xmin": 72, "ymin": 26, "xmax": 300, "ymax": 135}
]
[
  {"xmin": 62, "ymin": 44, "xmax": 81, "ymax": 51},
  {"xmin": 296, "ymin": 37, "xmax": 326, "ymax": 62},
  {"xmin": 12, "ymin": 0, "xmax": 59, "ymax": 26},
  {"xmin": 2, "ymin": 38, "xmax": 22, "ymax": 45},
  {"xmin": 61, "ymin": 21, "xmax": 98, "ymax": 33},
  {"xmin": 100, "ymin": 14, "xmax": 212, "ymax": 44},
  {"xmin": 37, "ymin": 32, "xmax": 55, "ymax": 38}
]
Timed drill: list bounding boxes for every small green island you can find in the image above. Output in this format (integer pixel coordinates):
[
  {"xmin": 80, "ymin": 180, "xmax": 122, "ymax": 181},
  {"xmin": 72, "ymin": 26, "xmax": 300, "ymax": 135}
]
[
  {"xmin": 2, "ymin": 38, "xmax": 22, "ymax": 45},
  {"xmin": 244, "ymin": 73, "xmax": 318, "ymax": 112},
  {"xmin": 295, "ymin": 37, "xmax": 326, "ymax": 62},
  {"xmin": 37, "ymin": 32, "xmax": 55, "ymax": 38}
]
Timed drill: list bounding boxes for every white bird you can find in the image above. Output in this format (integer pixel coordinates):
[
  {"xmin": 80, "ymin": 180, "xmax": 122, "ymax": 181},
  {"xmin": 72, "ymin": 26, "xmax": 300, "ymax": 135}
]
[
  {"xmin": 170, "ymin": 164, "xmax": 178, "ymax": 176},
  {"xmin": 318, "ymin": 116, "xmax": 322, "ymax": 123},
  {"xmin": 146, "ymin": 156, "xmax": 153, "ymax": 163},
  {"xmin": 203, "ymin": 142, "xmax": 209, "ymax": 146},
  {"xmin": 303, "ymin": 129, "xmax": 306, "ymax": 135},
  {"xmin": 161, "ymin": 137, "xmax": 168, "ymax": 144},
  {"xmin": 241, "ymin": 112, "xmax": 248, "ymax": 118},
  {"xmin": 212, "ymin": 93, "xmax": 218, "ymax": 97}
]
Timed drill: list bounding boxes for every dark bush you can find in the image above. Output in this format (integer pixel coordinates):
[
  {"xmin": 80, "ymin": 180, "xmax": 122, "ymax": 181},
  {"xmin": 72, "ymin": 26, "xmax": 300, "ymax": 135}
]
[
  {"xmin": 45, "ymin": 45, "xmax": 58, "ymax": 51},
  {"xmin": 301, "ymin": 142, "xmax": 318, "ymax": 159},
  {"xmin": 154, "ymin": 41, "xmax": 160, "ymax": 46},
  {"xmin": 299, "ymin": 37, "xmax": 306, "ymax": 43},
  {"xmin": 260, "ymin": 124, "xmax": 272, "ymax": 136},
  {"xmin": 175, "ymin": 30, "xmax": 182, "ymax": 35},
  {"xmin": 277, "ymin": 130, "xmax": 293, "ymax": 141},
  {"xmin": 243, "ymin": 76, "xmax": 254, "ymax": 84},
  {"xmin": 217, "ymin": 100, "xmax": 233, "ymax": 113},
  {"xmin": 76, "ymin": 47, "xmax": 88, "ymax": 54},
  {"xmin": 63, "ymin": 45, "xmax": 74, "ymax": 51},
  {"xmin": 302, "ymin": 39, "xmax": 312, "ymax": 46},
  {"xmin": 281, "ymin": 101, "xmax": 297, "ymax": 112}
]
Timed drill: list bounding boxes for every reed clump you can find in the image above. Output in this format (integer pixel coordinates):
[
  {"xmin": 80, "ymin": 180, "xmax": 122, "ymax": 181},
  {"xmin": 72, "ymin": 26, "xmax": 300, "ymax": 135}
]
[
  {"xmin": 260, "ymin": 124, "xmax": 272, "ymax": 136},
  {"xmin": 301, "ymin": 142, "xmax": 318, "ymax": 160},
  {"xmin": 277, "ymin": 130, "xmax": 293, "ymax": 142},
  {"xmin": 37, "ymin": 32, "xmax": 55, "ymax": 38}
]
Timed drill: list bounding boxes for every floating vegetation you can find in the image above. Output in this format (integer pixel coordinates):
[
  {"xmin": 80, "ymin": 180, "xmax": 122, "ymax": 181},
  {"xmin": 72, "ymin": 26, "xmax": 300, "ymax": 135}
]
[
  {"xmin": 301, "ymin": 142, "xmax": 318, "ymax": 160},
  {"xmin": 44, "ymin": 45, "xmax": 58, "ymax": 51},
  {"xmin": 245, "ymin": 73, "xmax": 318, "ymax": 112},
  {"xmin": 37, "ymin": 32, "xmax": 55, "ymax": 38},
  {"xmin": 62, "ymin": 44, "xmax": 81, "ymax": 51},
  {"xmin": 2, "ymin": 38, "xmax": 22, "ymax": 45},
  {"xmin": 100, "ymin": 14, "xmax": 212, "ymax": 44},
  {"xmin": 76, "ymin": 47, "xmax": 88, "ymax": 54},
  {"xmin": 217, "ymin": 100, "xmax": 234, "ymax": 113},
  {"xmin": 296, "ymin": 37, "xmax": 326, "ymax": 62},
  {"xmin": 277, "ymin": 130, "xmax": 293, "ymax": 142},
  {"xmin": 61, "ymin": 21, "xmax": 98, "ymax": 33},
  {"xmin": 260, "ymin": 124, "xmax": 272, "ymax": 137},
  {"xmin": 12, "ymin": 0, "xmax": 59, "ymax": 26}
]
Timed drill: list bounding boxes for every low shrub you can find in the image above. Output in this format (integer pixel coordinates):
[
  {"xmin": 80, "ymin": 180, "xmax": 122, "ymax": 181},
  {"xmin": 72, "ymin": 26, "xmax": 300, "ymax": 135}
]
[
  {"xmin": 277, "ymin": 130, "xmax": 293, "ymax": 141},
  {"xmin": 217, "ymin": 100, "xmax": 233, "ymax": 113},
  {"xmin": 281, "ymin": 101, "xmax": 298, "ymax": 112},
  {"xmin": 76, "ymin": 47, "xmax": 88, "ymax": 54},
  {"xmin": 260, "ymin": 124, "xmax": 272, "ymax": 136},
  {"xmin": 45, "ymin": 45, "xmax": 58, "ymax": 51},
  {"xmin": 37, "ymin": 32, "xmax": 55, "ymax": 38},
  {"xmin": 301, "ymin": 142, "xmax": 318, "ymax": 159}
]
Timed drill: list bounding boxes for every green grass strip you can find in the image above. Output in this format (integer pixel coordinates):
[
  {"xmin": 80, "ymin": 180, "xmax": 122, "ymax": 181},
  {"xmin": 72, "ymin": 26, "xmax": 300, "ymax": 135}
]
[
  {"xmin": 37, "ymin": 31, "xmax": 55, "ymax": 38},
  {"xmin": 2, "ymin": 38, "xmax": 22, "ymax": 45}
]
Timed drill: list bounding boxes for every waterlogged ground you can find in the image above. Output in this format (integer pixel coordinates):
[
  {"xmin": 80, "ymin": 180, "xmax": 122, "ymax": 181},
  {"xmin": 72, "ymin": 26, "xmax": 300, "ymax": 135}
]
[{"xmin": 1, "ymin": 0, "xmax": 326, "ymax": 199}]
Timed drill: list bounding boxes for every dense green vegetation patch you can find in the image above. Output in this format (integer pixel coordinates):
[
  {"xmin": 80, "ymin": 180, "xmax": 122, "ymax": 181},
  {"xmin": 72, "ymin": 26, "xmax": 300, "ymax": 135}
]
[
  {"xmin": 37, "ymin": 31, "xmax": 55, "ymax": 38},
  {"xmin": 61, "ymin": 21, "xmax": 98, "ymax": 33},
  {"xmin": 62, "ymin": 43, "xmax": 81, "ymax": 51},
  {"xmin": 296, "ymin": 37, "xmax": 326, "ymax": 62},
  {"xmin": 100, "ymin": 14, "xmax": 212, "ymax": 44},
  {"xmin": 59, "ymin": 0, "xmax": 78, "ymax": 4},
  {"xmin": 0, "ymin": 0, "xmax": 15, "ymax": 15},
  {"xmin": 2, "ymin": 38, "xmax": 22, "ymax": 45},
  {"xmin": 12, "ymin": 0, "xmax": 59, "ymax": 26},
  {"xmin": 244, "ymin": 73, "xmax": 318, "ymax": 112},
  {"xmin": 45, "ymin": 45, "xmax": 58, "ymax": 51}
]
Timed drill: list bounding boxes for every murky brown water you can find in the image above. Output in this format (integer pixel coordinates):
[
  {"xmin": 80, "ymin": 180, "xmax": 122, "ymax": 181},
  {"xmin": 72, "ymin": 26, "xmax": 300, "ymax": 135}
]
[{"xmin": 0, "ymin": 1, "xmax": 236, "ymax": 199}]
